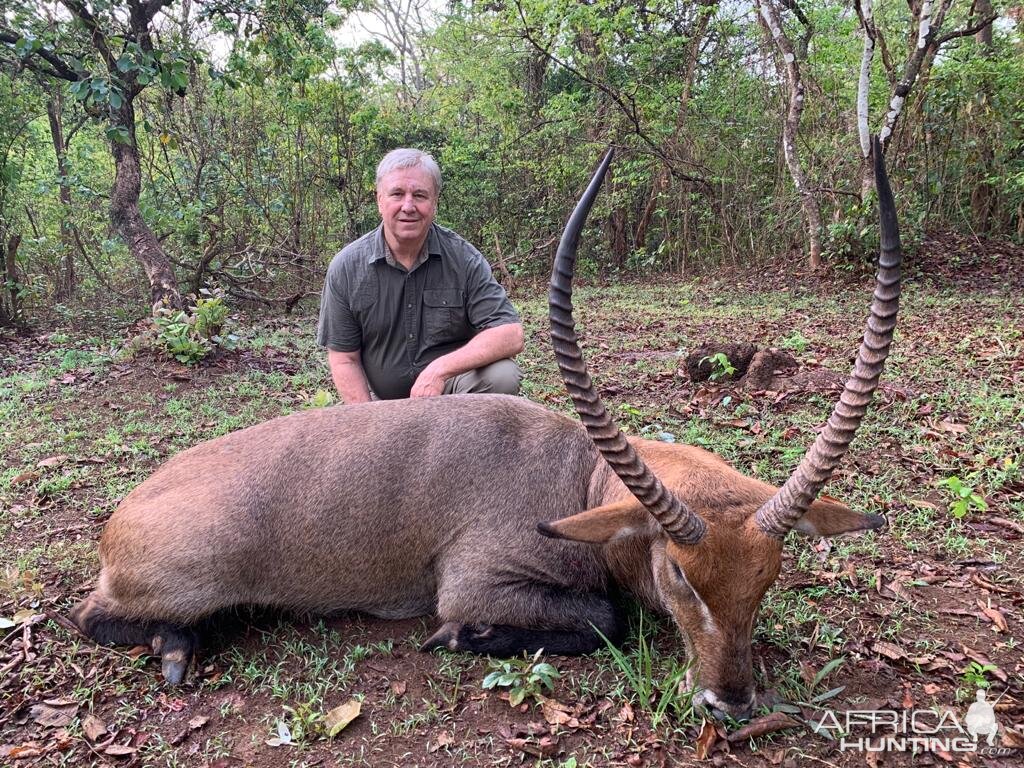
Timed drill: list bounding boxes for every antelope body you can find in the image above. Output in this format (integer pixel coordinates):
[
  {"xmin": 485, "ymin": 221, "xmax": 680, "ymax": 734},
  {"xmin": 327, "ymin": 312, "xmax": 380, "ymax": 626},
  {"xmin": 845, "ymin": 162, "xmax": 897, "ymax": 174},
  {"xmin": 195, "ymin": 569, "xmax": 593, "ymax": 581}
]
[{"xmin": 73, "ymin": 144, "xmax": 901, "ymax": 721}]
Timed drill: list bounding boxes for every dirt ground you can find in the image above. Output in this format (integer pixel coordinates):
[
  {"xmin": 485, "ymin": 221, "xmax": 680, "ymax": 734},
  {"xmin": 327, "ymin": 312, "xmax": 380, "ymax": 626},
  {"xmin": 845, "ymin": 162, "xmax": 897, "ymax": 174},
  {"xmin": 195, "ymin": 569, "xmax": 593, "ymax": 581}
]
[{"xmin": 2, "ymin": 231, "xmax": 1023, "ymax": 767}]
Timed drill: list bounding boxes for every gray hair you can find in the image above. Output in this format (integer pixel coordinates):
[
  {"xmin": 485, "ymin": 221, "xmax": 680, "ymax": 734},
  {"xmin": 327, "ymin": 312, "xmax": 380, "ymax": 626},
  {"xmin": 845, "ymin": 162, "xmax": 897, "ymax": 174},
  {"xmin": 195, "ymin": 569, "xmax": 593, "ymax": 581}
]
[{"xmin": 375, "ymin": 148, "xmax": 442, "ymax": 194}]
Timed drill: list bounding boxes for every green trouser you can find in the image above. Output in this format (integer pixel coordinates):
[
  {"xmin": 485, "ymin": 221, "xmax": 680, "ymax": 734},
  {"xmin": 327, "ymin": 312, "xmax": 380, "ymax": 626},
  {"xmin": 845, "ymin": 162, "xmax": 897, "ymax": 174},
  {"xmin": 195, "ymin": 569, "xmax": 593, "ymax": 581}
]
[{"xmin": 442, "ymin": 358, "xmax": 522, "ymax": 396}]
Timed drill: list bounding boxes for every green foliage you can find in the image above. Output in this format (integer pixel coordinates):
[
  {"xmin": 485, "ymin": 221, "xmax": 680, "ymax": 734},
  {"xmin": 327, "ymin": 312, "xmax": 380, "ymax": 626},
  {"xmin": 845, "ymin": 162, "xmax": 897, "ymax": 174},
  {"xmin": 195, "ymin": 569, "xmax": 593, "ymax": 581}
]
[
  {"xmin": 595, "ymin": 612, "xmax": 693, "ymax": 727},
  {"xmin": 779, "ymin": 331, "xmax": 810, "ymax": 354},
  {"xmin": 939, "ymin": 475, "xmax": 988, "ymax": 520},
  {"xmin": 700, "ymin": 352, "xmax": 736, "ymax": 381},
  {"xmin": 481, "ymin": 649, "xmax": 560, "ymax": 708},
  {"xmin": 153, "ymin": 287, "xmax": 238, "ymax": 364},
  {"xmin": 960, "ymin": 660, "xmax": 998, "ymax": 691}
]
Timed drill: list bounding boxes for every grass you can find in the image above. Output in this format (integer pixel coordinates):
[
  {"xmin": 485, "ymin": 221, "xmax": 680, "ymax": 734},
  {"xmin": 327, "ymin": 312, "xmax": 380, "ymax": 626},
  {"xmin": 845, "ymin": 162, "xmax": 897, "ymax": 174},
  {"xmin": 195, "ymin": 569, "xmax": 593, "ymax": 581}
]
[{"xmin": 1, "ymin": 272, "xmax": 1022, "ymax": 765}]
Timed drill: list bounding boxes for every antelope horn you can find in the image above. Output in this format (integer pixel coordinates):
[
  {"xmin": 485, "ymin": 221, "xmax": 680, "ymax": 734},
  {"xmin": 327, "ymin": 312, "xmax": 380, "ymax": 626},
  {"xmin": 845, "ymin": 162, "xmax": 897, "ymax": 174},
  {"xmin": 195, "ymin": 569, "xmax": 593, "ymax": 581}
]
[
  {"xmin": 756, "ymin": 137, "xmax": 902, "ymax": 538},
  {"xmin": 549, "ymin": 150, "xmax": 707, "ymax": 546}
]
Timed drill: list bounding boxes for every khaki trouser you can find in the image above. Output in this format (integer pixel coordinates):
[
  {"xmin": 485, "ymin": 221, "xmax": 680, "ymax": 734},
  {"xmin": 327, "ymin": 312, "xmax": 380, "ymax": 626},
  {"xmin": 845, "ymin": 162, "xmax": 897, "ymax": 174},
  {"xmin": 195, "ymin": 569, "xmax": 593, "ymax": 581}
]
[
  {"xmin": 369, "ymin": 359, "xmax": 523, "ymax": 401},
  {"xmin": 443, "ymin": 358, "xmax": 522, "ymax": 396}
]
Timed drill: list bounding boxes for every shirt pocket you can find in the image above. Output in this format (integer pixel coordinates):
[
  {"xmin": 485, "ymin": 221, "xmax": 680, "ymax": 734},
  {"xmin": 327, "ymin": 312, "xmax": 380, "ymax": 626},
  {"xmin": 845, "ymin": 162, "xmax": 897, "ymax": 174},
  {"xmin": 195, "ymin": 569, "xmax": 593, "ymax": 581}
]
[{"xmin": 422, "ymin": 289, "xmax": 466, "ymax": 346}]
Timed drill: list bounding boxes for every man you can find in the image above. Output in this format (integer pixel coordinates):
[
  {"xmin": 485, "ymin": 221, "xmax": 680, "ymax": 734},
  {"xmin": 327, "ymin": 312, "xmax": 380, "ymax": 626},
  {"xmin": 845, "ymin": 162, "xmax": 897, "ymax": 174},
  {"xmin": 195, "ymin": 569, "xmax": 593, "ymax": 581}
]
[{"xmin": 317, "ymin": 148, "xmax": 524, "ymax": 402}]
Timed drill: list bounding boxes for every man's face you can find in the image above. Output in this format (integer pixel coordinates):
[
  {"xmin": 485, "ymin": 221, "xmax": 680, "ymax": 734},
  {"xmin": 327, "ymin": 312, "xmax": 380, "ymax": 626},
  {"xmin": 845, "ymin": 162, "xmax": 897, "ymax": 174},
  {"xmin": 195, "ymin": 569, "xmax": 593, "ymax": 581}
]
[{"xmin": 376, "ymin": 166, "xmax": 437, "ymax": 249}]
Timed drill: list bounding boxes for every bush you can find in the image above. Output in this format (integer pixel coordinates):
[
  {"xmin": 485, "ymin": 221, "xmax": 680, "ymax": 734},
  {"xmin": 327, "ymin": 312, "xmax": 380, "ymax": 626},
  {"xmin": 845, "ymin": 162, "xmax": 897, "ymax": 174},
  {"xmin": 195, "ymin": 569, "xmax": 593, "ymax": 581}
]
[{"xmin": 153, "ymin": 287, "xmax": 238, "ymax": 364}]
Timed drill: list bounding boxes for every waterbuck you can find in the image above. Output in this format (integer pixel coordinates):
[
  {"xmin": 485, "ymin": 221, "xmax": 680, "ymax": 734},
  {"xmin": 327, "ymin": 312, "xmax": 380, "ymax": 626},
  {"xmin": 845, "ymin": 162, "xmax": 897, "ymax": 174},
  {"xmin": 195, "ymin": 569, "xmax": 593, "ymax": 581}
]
[{"xmin": 71, "ymin": 141, "xmax": 900, "ymax": 720}]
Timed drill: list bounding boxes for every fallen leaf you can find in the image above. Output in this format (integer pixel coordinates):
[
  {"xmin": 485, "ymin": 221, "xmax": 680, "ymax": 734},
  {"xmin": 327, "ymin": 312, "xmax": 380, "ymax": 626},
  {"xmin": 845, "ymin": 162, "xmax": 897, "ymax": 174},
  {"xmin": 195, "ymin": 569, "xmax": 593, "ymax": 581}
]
[
  {"xmin": 325, "ymin": 699, "xmax": 361, "ymax": 738},
  {"xmin": 6, "ymin": 744, "xmax": 44, "ymax": 760},
  {"xmin": 82, "ymin": 714, "xmax": 107, "ymax": 742},
  {"xmin": 1002, "ymin": 727, "xmax": 1024, "ymax": 749},
  {"xmin": 265, "ymin": 720, "xmax": 293, "ymax": 747},
  {"xmin": 10, "ymin": 471, "xmax": 39, "ymax": 485},
  {"xmin": 30, "ymin": 702, "xmax": 79, "ymax": 728},
  {"xmin": 541, "ymin": 697, "xmax": 573, "ymax": 726},
  {"xmin": 694, "ymin": 719, "xmax": 718, "ymax": 760},
  {"xmin": 103, "ymin": 744, "xmax": 137, "ymax": 757},
  {"xmin": 428, "ymin": 731, "xmax": 454, "ymax": 752},
  {"xmin": 727, "ymin": 712, "xmax": 801, "ymax": 743},
  {"xmin": 871, "ymin": 640, "xmax": 907, "ymax": 662},
  {"xmin": 977, "ymin": 602, "xmax": 1009, "ymax": 633}
]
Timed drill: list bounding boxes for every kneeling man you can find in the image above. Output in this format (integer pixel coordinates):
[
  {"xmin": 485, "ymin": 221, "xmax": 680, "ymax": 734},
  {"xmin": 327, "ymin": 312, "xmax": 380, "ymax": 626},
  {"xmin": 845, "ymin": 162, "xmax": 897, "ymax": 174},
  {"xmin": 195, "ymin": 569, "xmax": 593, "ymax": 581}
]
[{"xmin": 317, "ymin": 148, "xmax": 524, "ymax": 402}]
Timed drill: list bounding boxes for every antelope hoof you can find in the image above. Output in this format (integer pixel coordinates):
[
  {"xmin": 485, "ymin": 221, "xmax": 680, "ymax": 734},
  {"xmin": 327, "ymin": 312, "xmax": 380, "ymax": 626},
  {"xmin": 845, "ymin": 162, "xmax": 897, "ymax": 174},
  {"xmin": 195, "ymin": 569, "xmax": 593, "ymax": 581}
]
[
  {"xmin": 161, "ymin": 650, "xmax": 190, "ymax": 685},
  {"xmin": 151, "ymin": 627, "xmax": 195, "ymax": 685},
  {"xmin": 420, "ymin": 622, "xmax": 493, "ymax": 652}
]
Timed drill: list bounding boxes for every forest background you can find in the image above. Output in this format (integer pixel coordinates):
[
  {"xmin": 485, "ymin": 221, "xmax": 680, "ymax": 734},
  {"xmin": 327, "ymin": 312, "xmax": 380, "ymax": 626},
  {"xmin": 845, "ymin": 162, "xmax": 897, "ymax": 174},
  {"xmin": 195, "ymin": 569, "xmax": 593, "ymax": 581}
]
[{"xmin": 1, "ymin": 0, "xmax": 1022, "ymax": 332}]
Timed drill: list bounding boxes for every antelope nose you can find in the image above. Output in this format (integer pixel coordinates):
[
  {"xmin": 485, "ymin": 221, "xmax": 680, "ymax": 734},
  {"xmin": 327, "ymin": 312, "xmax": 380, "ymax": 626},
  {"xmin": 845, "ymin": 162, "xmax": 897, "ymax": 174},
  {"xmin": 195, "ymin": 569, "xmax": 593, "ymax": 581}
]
[{"xmin": 697, "ymin": 689, "xmax": 755, "ymax": 723}]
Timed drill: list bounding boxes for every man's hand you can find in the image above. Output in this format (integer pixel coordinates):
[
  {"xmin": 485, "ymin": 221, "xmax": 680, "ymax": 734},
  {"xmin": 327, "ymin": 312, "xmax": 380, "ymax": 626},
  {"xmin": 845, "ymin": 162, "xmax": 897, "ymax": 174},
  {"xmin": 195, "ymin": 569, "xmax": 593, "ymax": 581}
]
[{"xmin": 410, "ymin": 362, "xmax": 447, "ymax": 398}]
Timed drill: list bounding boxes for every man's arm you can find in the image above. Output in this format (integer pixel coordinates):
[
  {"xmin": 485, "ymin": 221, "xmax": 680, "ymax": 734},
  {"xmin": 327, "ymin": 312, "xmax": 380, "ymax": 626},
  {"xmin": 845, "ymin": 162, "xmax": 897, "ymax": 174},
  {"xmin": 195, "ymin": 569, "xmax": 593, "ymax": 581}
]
[
  {"xmin": 327, "ymin": 349, "xmax": 373, "ymax": 404},
  {"xmin": 409, "ymin": 322, "xmax": 525, "ymax": 398}
]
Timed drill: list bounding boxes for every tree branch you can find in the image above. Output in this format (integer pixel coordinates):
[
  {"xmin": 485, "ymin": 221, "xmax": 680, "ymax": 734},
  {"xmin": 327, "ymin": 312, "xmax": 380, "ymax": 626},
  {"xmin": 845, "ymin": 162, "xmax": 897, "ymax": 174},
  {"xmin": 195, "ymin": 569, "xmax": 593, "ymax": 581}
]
[
  {"xmin": 0, "ymin": 28, "xmax": 81, "ymax": 81},
  {"xmin": 935, "ymin": 14, "xmax": 998, "ymax": 45},
  {"xmin": 510, "ymin": 0, "xmax": 710, "ymax": 190}
]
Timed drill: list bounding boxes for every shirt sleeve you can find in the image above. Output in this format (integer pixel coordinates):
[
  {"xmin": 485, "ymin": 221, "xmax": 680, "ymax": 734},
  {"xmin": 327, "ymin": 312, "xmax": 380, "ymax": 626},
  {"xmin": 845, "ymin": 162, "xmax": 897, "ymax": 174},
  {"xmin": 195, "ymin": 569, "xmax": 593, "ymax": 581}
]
[
  {"xmin": 464, "ymin": 251, "xmax": 521, "ymax": 331},
  {"xmin": 316, "ymin": 255, "xmax": 363, "ymax": 352}
]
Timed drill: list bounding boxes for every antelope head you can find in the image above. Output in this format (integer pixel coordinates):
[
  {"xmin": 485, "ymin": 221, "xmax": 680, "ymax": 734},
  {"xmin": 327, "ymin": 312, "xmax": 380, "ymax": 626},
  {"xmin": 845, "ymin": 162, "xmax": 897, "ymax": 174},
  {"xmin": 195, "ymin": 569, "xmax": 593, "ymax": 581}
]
[{"xmin": 544, "ymin": 142, "xmax": 901, "ymax": 720}]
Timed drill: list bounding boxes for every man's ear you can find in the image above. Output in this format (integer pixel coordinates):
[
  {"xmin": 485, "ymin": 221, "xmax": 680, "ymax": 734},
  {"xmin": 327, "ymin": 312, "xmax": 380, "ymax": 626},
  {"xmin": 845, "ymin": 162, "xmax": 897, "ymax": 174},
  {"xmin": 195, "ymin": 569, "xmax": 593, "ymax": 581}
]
[
  {"xmin": 538, "ymin": 500, "xmax": 655, "ymax": 544},
  {"xmin": 793, "ymin": 495, "xmax": 886, "ymax": 537}
]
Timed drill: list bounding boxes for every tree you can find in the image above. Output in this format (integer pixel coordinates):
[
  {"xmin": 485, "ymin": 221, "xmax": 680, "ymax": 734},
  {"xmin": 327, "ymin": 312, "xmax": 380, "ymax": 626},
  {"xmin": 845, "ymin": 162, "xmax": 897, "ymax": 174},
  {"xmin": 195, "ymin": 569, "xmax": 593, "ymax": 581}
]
[{"xmin": 1, "ymin": 0, "xmax": 187, "ymax": 311}]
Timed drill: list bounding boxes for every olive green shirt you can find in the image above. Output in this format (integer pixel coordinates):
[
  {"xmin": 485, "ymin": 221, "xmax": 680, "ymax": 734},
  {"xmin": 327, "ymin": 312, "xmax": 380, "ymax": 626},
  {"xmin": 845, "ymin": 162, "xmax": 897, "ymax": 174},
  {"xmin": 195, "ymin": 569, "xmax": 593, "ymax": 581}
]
[{"xmin": 317, "ymin": 224, "xmax": 520, "ymax": 400}]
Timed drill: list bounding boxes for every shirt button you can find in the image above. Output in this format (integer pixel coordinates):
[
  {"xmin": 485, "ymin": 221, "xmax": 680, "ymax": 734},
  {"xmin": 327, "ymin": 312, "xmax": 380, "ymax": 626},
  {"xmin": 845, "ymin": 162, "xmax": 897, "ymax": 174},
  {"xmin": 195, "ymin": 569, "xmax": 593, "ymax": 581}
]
[
  {"xmin": 407, "ymin": 303, "xmax": 412, "ymax": 308},
  {"xmin": 408, "ymin": 333, "xmax": 415, "ymax": 339}
]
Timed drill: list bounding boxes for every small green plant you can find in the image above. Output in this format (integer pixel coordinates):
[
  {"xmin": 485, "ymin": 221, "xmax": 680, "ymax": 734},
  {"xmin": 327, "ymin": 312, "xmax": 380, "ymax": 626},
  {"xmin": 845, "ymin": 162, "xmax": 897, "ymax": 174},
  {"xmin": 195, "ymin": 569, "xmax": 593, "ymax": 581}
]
[
  {"xmin": 481, "ymin": 649, "xmax": 560, "ymax": 707},
  {"xmin": 700, "ymin": 352, "xmax": 736, "ymax": 381},
  {"xmin": 779, "ymin": 331, "xmax": 809, "ymax": 354},
  {"xmin": 960, "ymin": 661, "xmax": 998, "ymax": 700},
  {"xmin": 153, "ymin": 287, "xmax": 238, "ymax": 364},
  {"xmin": 939, "ymin": 475, "xmax": 988, "ymax": 519}
]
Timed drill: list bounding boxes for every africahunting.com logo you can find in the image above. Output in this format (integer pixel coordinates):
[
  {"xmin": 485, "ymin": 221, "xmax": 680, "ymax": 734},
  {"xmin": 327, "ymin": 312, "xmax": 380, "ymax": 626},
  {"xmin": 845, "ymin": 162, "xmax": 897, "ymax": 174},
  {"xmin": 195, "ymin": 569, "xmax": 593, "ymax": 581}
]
[{"xmin": 812, "ymin": 689, "xmax": 1015, "ymax": 756}]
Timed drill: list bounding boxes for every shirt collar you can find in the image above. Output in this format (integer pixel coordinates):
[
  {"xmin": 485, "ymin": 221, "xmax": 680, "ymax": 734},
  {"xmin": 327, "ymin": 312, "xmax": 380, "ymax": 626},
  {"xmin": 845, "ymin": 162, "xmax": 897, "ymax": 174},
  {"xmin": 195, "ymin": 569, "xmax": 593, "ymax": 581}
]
[{"xmin": 368, "ymin": 224, "xmax": 442, "ymax": 268}]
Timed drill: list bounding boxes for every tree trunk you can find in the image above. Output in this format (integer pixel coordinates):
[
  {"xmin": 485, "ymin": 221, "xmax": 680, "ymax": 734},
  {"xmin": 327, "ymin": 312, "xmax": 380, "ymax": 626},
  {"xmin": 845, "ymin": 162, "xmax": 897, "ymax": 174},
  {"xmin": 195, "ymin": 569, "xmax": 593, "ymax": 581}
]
[
  {"xmin": 970, "ymin": 0, "xmax": 996, "ymax": 231},
  {"xmin": 1, "ymin": 231, "xmax": 23, "ymax": 326},
  {"xmin": 46, "ymin": 89, "xmax": 76, "ymax": 301},
  {"xmin": 109, "ymin": 102, "xmax": 181, "ymax": 312},
  {"xmin": 757, "ymin": 0, "xmax": 822, "ymax": 270}
]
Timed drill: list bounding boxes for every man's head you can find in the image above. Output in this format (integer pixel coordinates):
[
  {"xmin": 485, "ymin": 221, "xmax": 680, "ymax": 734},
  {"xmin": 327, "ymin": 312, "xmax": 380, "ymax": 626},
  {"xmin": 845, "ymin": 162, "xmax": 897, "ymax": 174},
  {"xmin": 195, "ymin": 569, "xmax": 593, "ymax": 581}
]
[{"xmin": 376, "ymin": 149, "xmax": 440, "ymax": 252}]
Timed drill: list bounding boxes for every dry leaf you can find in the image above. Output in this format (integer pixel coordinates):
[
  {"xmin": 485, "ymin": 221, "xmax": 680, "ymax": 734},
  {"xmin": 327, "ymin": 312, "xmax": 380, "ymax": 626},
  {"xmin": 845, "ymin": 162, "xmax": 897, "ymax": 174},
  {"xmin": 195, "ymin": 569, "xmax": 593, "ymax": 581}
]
[
  {"xmin": 82, "ymin": 714, "xmax": 107, "ymax": 742},
  {"xmin": 871, "ymin": 640, "xmax": 907, "ymax": 661},
  {"xmin": 727, "ymin": 712, "xmax": 801, "ymax": 743},
  {"xmin": 30, "ymin": 702, "xmax": 79, "ymax": 728},
  {"xmin": 541, "ymin": 697, "xmax": 572, "ymax": 726},
  {"xmin": 977, "ymin": 602, "xmax": 1008, "ymax": 633},
  {"xmin": 325, "ymin": 699, "xmax": 362, "ymax": 738},
  {"xmin": 103, "ymin": 744, "xmax": 137, "ymax": 757},
  {"xmin": 694, "ymin": 719, "xmax": 718, "ymax": 760}
]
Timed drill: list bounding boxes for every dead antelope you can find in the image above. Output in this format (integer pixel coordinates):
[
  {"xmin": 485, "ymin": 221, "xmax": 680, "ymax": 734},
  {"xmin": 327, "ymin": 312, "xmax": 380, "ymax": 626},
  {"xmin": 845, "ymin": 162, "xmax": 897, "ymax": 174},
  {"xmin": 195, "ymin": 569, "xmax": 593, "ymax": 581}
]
[{"xmin": 71, "ymin": 141, "xmax": 900, "ymax": 721}]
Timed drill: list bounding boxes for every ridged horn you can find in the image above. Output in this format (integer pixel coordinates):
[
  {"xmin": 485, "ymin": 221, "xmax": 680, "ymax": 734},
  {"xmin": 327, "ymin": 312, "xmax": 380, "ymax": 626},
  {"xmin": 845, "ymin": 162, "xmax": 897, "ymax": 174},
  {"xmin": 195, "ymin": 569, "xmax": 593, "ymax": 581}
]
[
  {"xmin": 756, "ymin": 136, "xmax": 902, "ymax": 538},
  {"xmin": 549, "ymin": 150, "xmax": 707, "ymax": 546}
]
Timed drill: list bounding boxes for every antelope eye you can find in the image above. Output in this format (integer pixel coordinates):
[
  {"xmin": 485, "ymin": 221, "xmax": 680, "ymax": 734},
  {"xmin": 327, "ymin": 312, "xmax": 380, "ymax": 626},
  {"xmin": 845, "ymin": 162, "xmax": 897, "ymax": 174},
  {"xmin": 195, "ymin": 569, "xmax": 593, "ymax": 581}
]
[{"xmin": 669, "ymin": 560, "xmax": 685, "ymax": 582}]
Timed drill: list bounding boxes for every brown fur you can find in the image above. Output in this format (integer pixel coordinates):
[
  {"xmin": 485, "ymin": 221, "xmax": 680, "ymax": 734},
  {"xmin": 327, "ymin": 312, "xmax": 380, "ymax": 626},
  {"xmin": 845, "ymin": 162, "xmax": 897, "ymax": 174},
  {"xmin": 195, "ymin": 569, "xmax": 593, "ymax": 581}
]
[{"xmin": 72, "ymin": 394, "xmax": 882, "ymax": 717}]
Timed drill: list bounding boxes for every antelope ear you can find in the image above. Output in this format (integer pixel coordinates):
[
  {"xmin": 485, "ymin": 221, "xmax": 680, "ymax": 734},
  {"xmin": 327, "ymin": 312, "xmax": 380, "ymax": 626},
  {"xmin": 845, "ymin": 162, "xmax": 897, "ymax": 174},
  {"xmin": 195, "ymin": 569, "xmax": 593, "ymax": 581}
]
[
  {"xmin": 538, "ymin": 500, "xmax": 655, "ymax": 544},
  {"xmin": 793, "ymin": 495, "xmax": 886, "ymax": 537}
]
